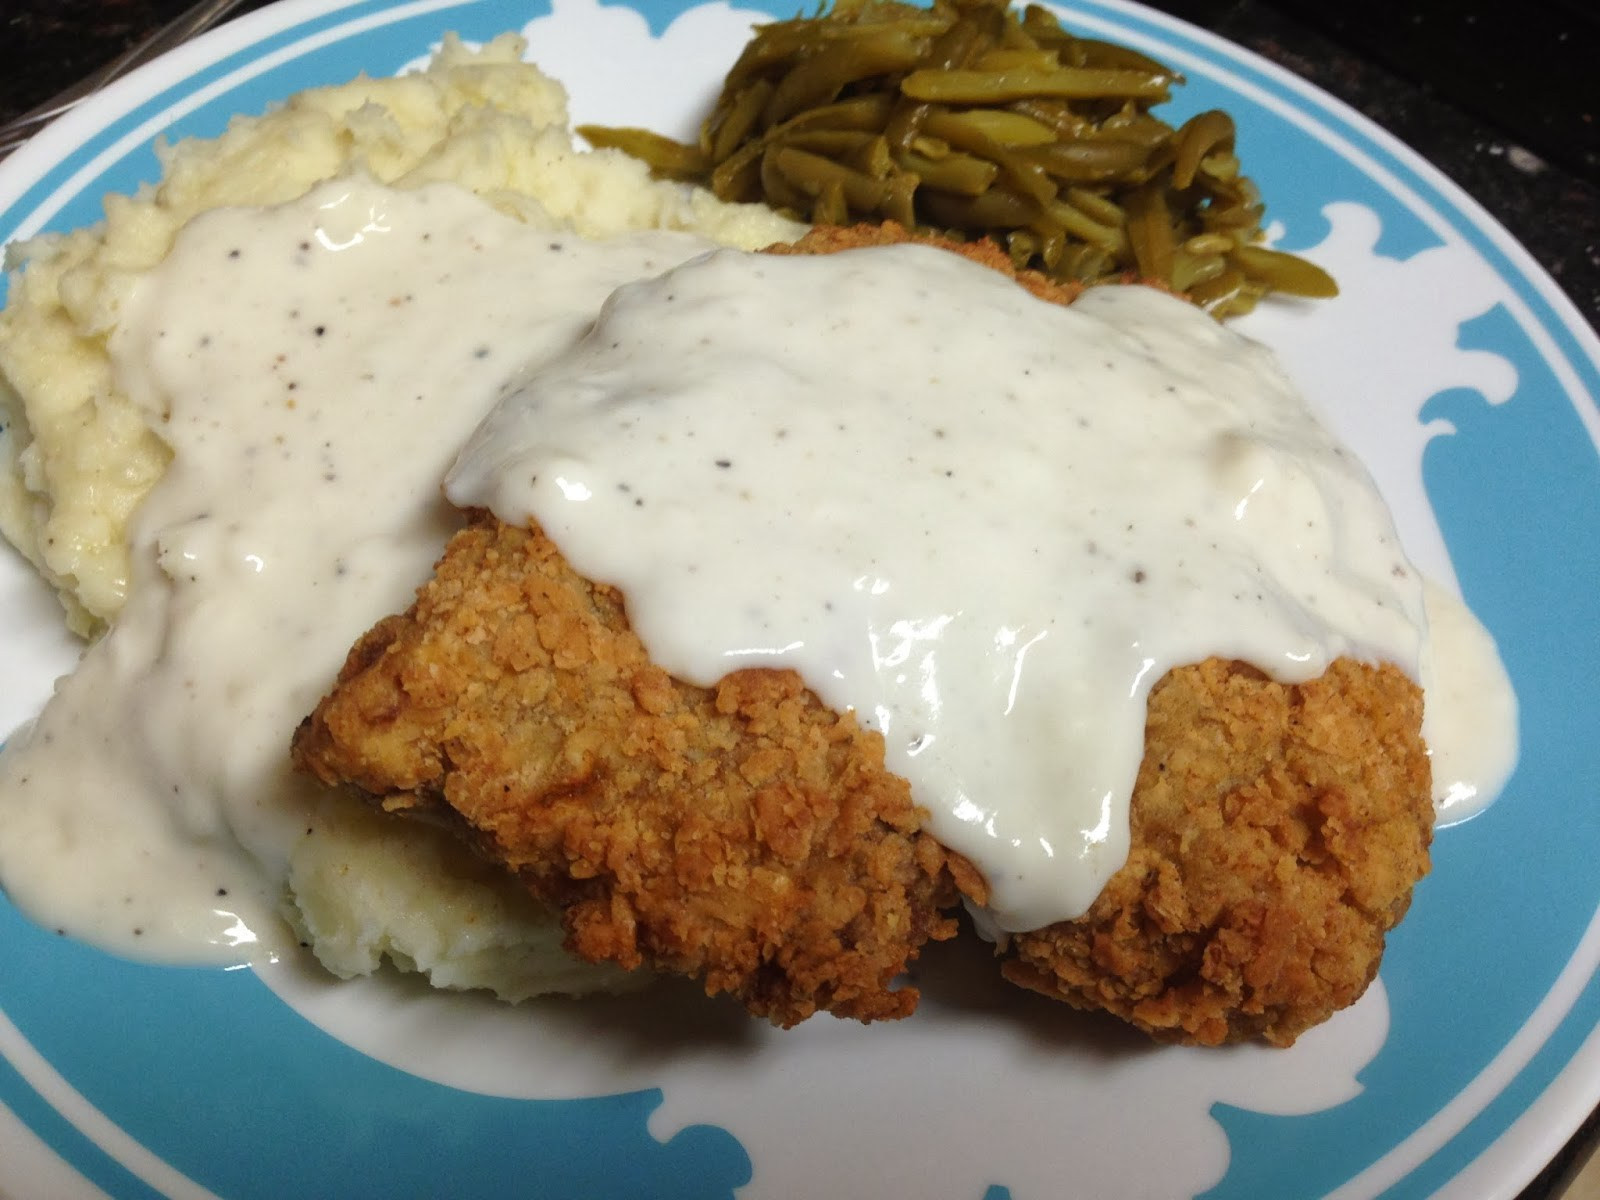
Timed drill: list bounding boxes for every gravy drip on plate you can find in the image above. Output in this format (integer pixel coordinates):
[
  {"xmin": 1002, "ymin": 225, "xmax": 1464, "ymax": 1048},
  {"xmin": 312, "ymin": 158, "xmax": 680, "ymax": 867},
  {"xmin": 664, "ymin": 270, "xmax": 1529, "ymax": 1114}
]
[
  {"xmin": 0, "ymin": 179, "xmax": 716, "ymax": 960},
  {"xmin": 447, "ymin": 246, "xmax": 1505, "ymax": 931},
  {"xmin": 1420, "ymin": 580, "xmax": 1518, "ymax": 825}
]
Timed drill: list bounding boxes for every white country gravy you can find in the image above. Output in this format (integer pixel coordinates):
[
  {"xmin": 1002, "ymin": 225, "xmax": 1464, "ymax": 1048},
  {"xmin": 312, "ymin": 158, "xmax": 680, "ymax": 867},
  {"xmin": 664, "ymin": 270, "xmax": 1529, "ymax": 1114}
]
[
  {"xmin": 449, "ymin": 245, "xmax": 1515, "ymax": 931},
  {"xmin": 0, "ymin": 179, "xmax": 719, "ymax": 958},
  {"xmin": 1420, "ymin": 579, "xmax": 1518, "ymax": 824},
  {"xmin": 0, "ymin": 181, "xmax": 1516, "ymax": 955}
]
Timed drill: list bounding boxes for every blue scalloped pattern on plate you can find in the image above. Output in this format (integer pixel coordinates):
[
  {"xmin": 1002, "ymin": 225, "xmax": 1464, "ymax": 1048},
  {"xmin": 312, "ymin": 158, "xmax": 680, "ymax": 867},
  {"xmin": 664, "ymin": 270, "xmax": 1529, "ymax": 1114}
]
[{"xmin": 1, "ymin": 0, "xmax": 1597, "ymax": 1196}]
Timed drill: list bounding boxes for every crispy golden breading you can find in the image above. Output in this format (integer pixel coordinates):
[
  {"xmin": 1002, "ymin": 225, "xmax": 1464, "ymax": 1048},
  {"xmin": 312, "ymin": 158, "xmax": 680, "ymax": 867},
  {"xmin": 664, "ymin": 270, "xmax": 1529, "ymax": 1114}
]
[
  {"xmin": 1002, "ymin": 657, "xmax": 1432, "ymax": 1046},
  {"xmin": 293, "ymin": 515, "xmax": 960, "ymax": 1027},
  {"xmin": 294, "ymin": 224, "xmax": 1432, "ymax": 1043},
  {"xmin": 766, "ymin": 221, "xmax": 1086, "ymax": 306}
]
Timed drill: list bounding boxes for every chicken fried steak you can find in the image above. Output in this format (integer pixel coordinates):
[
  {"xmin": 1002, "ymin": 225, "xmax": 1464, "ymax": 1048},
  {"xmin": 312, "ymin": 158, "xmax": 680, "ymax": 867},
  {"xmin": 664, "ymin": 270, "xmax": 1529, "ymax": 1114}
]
[
  {"xmin": 293, "ymin": 515, "xmax": 962, "ymax": 1026},
  {"xmin": 1005, "ymin": 657, "xmax": 1431, "ymax": 1046},
  {"xmin": 294, "ymin": 225, "xmax": 1434, "ymax": 1045}
]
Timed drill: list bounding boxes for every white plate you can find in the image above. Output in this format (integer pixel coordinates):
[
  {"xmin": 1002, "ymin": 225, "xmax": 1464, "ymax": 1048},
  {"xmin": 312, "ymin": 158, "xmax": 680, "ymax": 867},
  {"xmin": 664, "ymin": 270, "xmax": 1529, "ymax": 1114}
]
[{"xmin": 1, "ymin": 0, "xmax": 1597, "ymax": 1196}]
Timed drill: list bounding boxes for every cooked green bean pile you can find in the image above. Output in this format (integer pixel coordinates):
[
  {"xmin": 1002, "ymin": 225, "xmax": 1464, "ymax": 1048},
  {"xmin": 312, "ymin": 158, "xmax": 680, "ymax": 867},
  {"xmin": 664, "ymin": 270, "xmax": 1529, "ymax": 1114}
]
[{"xmin": 579, "ymin": 0, "xmax": 1335, "ymax": 315}]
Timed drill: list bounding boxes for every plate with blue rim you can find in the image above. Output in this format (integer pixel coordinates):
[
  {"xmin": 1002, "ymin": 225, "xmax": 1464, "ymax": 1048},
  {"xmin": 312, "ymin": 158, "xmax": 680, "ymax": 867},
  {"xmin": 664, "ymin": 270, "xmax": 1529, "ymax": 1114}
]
[{"xmin": 0, "ymin": 0, "xmax": 1597, "ymax": 1197}]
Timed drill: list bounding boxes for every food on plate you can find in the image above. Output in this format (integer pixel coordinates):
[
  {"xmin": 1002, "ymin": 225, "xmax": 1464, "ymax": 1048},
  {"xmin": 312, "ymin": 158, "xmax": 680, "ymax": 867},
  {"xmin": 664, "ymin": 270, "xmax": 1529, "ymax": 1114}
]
[
  {"xmin": 0, "ymin": 37, "xmax": 799, "ymax": 1002},
  {"xmin": 579, "ymin": 0, "xmax": 1336, "ymax": 314},
  {"xmin": 0, "ymin": 32, "xmax": 800, "ymax": 637},
  {"xmin": 0, "ymin": 25, "xmax": 1514, "ymax": 1046},
  {"xmin": 292, "ymin": 225, "xmax": 1454, "ymax": 1042}
]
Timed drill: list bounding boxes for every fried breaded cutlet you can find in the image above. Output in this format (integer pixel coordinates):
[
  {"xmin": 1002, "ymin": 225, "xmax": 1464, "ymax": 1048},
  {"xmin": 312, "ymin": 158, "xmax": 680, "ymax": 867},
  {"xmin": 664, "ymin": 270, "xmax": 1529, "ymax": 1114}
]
[
  {"xmin": 293, "ymin": 223, "xmax": 1433, "ymax": 1042},
  {"xmin": 1002, "ymin": 657, "xmax": 1431, "ymax": 1047},
  {"xmin": 293, "ymin": 514, "xmax": 963, "ymax": 1027}
]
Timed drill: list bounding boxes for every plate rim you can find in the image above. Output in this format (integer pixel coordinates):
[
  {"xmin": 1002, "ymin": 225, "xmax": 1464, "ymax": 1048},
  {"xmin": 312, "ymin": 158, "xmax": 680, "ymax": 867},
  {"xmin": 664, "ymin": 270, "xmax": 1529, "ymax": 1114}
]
[{"xmin": 0, "ymin": 1, "xmax": 1597, "ymax": 1198}]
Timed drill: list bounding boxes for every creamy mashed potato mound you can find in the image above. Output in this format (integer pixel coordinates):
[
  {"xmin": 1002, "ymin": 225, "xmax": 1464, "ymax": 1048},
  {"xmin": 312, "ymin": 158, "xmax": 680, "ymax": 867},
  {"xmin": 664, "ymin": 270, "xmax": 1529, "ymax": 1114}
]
[
  {"xmin": 0, "ymin": 36, "xmax": 800, "ymax": 1000},
  {"xmin": 289, "ymin": 803, "xmax": 641, "ymax": 998},
  {"xmin": 0, "ymin": 33, "xmax": 798, "ymax": 634}
]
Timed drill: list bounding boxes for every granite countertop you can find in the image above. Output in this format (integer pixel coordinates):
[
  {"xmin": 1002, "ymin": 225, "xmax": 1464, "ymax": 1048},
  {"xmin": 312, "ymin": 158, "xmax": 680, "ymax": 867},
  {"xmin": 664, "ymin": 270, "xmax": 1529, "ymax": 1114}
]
[{"xmin": 1, "ymin": 1, "xmax": 1597, "ymax": 1197}]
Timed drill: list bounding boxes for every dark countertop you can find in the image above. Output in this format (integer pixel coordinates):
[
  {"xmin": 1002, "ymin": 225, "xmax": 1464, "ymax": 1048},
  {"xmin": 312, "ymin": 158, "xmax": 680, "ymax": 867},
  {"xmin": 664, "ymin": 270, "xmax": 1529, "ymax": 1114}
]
[{"xmin": 1, "ymin": 2, "xmax": 1597, "ymax": 1198}]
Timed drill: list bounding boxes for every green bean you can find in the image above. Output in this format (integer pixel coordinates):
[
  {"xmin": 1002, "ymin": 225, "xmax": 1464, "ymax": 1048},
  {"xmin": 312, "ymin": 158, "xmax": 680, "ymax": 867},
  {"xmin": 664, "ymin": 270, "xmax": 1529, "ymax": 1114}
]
[
  {"xmin": 768, "ymin": 128, "xmax": 895, "ymax": 181},
  {"xmin": 1007, "ymin": 228, "xmax": 1042, "ymax": 268},
  {"xmin": 576, "ymin": 125, "xmax": 708, "ymax": 180},
  {"xmin": 1169, "ymin": 248, "xmax": 1228, "ymax": 291},
  {"xmin": 1199, "ymin": 193, "xmax": 1263, "ymax": 232},
  {"xmin": 879, "ymin": 5, "xmax": 993, "ymax": 157},
  {"xmin": 581, "ymin": 0, "xmax": 1334, "ymax": 315},
  {"xmin": 854, "ymin": 134, "xmax": 894, "ymax": 178},
  {"xmin": 1095, "ymin": 110, "xmax": 1176, "ymax": 149},
  {"xmin": 900, "ymin": 66, "xmax": 1171, "ymax": 104},
  {"xmin": 1020, "ymin": 138, "xmax": 1153, "ymax": 183},
  {"xmin": 926, "ymin": 11, "xmax": 992, "ymax": 70},
  {"xmin": 901, "ymin": 149, "xmax": 999, "ymax": 195},
  {"xmin": 1067, "ymin": 36, "xmax": 1176, "ymax": 78},
  {"xmin": 1124, "ymin": 184, "xmax": 1175, "ymax": 283},
  {"xmin": 813, "ymin": 177, "xmax": 850, "ymax": 225},
  {"xmin": 883, "ymin": 97, "xmax": 934, "ymax": 155},
  {"xmin": 996, "ymin": 10, "xmax": 1038, "ymax": 52},
  {"xmin": 1042, "ymin": 197, "xmax": 1127, "ymax": 255},
  {"xmin": 921, "ymin": 185, "xmax": 1039, "ymax": 229},
  {"xmin": 883, "ymin": 171, "xmax": 919, "ymax": 226},
  {"xmin": 1057, "ymin": 240, "xmax": 1115, "ymax": 281},
  {"xmin": 1186, "ymin": 267, "xmax": 1252, "ymax": 312},
  {"xmin": 1181, "ymin": 232, "xmax": 1235, "ymax": 258},
  {"xmin": 974, "ymin": 49, "xmax": 1060, "ymax": 72},
  {"xmin": 1230, "ymin": 245, "xmax": 1338, "ymax": 297},
  {"xmin": 725, "ymin": 16, "xmax": 945, "ymax": 90},
  {"xmin": 776, "ymin": 128, "xmax": 882, "ymax": 158},
  {"xmin": 764, "ymin": 32, "xmax": 932, "ymax": 126},
  {"xmin": 1016, "ymin": 7, "xmax": 1078, "ymax": 58},
  {"xmin": 1171, "ymin": 110, "xmax": 1235, "ymax": 189},
  {"xmin": 705, "ymin": 80, "xmax": 773, "ymax": 162},
  {"xmin": 1004, "ymin": 99, "xmax": 1091, "ymax": 139},
  {"xmin": 1034, "ymin": 225, "xmax": 1067, "ymax": 271},
  {"xmin": 1017, "ymin": 10, "xmax": 1177, "ymax": 77},
  {"xmin": 760, "ymin": 144, "xmax": 813, "ymax": 212},
  {"xmin": 772, "ymin": 146, "xmax": 892, "ymax": 212},
  {"xmin": 1198, "ymin": 149, "xmax": 1241, "ymax": 184},
  {"xmin": 777, "ymin": 94, "xmax": 897, "ymax": 133},
  {"xmin": 929, "ymin": 108, "xmax": 1058, "ymax": 146},
  {"xmin": 710, "ymin": 138, "xmax": 763, "ymax": 201},
  {"xmin": 1064, "ymin": 186, "xmax": 1125, "ymax": 227},
  {"xmin": 921, "ymin": 110, "xmax": 1058, "ymax": 203}
]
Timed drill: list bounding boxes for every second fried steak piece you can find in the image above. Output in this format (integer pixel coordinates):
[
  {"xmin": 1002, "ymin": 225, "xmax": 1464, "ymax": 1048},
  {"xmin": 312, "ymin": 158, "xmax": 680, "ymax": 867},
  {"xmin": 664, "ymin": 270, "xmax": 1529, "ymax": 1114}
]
[
  {"xmin": 292, "ymin": 514, "xmax": 960, "ymax": 1027},
  {"xmin": 778, "ymin": 224, "xmax": 1433, "ymax": 1047},
  {"xmin": 1002, "ymin": 657, "xmax": 1432, "ymax": 1047}
]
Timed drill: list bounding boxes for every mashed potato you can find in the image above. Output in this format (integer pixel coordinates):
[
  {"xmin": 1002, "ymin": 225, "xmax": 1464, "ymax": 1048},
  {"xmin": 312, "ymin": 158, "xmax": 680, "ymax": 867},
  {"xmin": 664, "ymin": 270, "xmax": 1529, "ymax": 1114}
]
[
  {"xmin": 288, "ymin": 801, "xmax": 640, "ymax": 998},
  {"xmin": 0, "ymin": 35, "xmax": 800, "ymax": 1000},
  {"xmin": 0, "ymin": 33, "xmax": 800, "ymax": 635}
]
